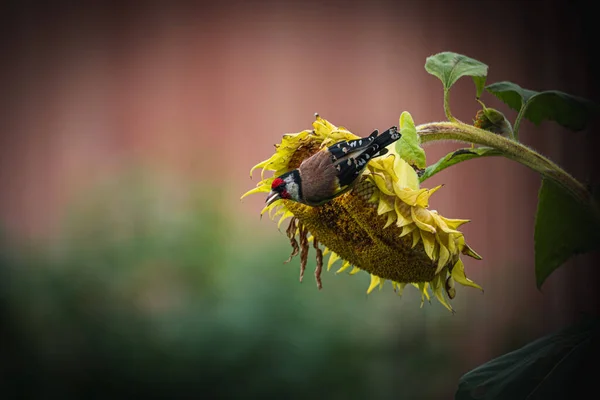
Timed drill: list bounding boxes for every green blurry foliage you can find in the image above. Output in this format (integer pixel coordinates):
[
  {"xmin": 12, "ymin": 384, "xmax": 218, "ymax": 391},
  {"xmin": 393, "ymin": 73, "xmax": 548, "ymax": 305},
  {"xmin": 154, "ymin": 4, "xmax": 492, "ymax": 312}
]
[{"xmin": 1, "ymin": 172, "xmax": 457, "ymax": 399}]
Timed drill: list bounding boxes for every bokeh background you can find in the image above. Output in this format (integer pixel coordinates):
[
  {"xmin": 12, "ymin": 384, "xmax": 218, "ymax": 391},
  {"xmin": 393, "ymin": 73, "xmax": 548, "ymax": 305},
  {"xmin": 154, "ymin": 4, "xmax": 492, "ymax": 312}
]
[{"xmin": 1, "ymin": 0, "xmax": 598, "ymax": 398}]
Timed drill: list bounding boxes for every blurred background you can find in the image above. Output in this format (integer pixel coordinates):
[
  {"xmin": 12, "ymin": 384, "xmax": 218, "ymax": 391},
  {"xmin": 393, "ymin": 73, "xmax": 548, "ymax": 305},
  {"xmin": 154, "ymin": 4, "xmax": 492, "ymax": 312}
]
[{"xmin": 1, "ymin": 0, "xmax": 598, "ymax": 398}]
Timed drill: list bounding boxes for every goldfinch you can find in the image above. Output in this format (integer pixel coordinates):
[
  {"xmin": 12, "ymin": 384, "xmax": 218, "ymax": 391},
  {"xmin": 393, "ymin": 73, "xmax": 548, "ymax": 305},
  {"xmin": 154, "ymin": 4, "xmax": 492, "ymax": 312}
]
[{"xmin": 266, "ymin": 126, "xmax": 400, "ymax": 206}]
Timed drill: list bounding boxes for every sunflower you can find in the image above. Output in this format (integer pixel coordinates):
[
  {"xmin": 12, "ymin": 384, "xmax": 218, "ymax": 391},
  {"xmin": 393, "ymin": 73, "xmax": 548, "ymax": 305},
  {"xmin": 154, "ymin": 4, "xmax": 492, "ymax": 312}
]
[{"xmin": 242, "ymin": 114, "xmax": 482, "ymax": 311}]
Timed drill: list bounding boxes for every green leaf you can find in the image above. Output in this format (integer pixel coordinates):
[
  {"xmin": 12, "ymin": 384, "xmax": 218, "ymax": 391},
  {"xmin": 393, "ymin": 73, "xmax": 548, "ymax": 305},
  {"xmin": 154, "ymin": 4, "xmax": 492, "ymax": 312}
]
[
  {"xmin": 534, "ymin": 179, "xmax": 600, "ymax": 288},
  {"xmin": 486, "ymin": 81, "xmax": 600, "ymax": 131},
  {"xmin": 419, "ymin": 147, "xmax": 501, "ymax": 182},
  {"xmin": 472, "ymin": 76, "xmax": 487, "ymax": 99},
  {"xmin": 425, "ymin": 52, "xmax": 489, "ymax": 97},
  {"xmin": 456, "ymin": 317, "xmax": 599, "ymax": 400},
  {"xmin": 396, "ymin": 111, "xmax": 426, "ymax": 169}
]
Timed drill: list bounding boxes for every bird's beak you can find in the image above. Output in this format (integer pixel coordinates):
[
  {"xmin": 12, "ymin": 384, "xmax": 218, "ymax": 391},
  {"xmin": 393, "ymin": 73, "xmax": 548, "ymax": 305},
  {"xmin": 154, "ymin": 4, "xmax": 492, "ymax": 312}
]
[{"xmin": 265, "ymin": 190, "xmax": 281, "ymax": 206}]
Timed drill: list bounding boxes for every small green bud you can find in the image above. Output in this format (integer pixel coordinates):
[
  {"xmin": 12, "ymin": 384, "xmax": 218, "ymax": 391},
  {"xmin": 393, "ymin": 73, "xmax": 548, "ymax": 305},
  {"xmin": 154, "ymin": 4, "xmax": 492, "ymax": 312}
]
[{"xmin": 474, "ymin": 100, "xmax": 513, "ymax": 137}]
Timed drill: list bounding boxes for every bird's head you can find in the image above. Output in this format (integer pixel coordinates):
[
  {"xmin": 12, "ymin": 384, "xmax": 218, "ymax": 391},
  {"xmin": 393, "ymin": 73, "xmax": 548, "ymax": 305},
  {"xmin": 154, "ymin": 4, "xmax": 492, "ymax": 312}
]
[{"xmin": 266, "ymin": 170, "xmax": 301, "ymax": 206}]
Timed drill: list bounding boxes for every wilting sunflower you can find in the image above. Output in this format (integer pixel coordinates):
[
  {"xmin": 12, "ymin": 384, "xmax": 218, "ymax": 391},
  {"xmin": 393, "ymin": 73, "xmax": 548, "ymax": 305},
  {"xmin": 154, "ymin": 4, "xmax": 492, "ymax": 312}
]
[{"xmin": 242, "ymin": 114, "xmax": 482, "ymax": 311}]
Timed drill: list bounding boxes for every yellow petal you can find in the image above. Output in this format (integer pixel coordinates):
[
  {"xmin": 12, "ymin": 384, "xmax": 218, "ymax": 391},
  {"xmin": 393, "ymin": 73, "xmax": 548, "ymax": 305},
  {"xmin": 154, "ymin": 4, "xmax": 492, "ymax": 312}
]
[
  {"xmin": 415, "ymin": 282, "xmax": 430, "ymax": 306},
  {"xmin": 376, "ymin": 154, "xmax": 399, "ymax": 182},
  {"xmin": 320, "ymin": 138, "xmax": 334, "ymax": 148},
  {"xmin": 377, "ymin": 196, "xmax": 395, "ymax": 215},
  {"xmin": 451, "ymin": 259, "xmax": 483, "ymax": 291},
  {"xmin": 393, "ymin": 186, "xmax": 428, "ymax": 206},
  {"xmin": 367, "ymin": 158, "xmax": 383, "ymax": 171},
  {"xmin": 394, "ymin": 198, "xmax": 412, "ymax": 227},
  {"xmin": 411, "ymin": 229, "xmax": 421, "ymax": 248},
  {"xmin": 431, "ymin": 212, "xmax": 461, "ymax": 235},
  {"xmin": 241, "ymin": 184, "xmax": 270, "ymax": 200},
  {"xmin": 392, "ymin": 155, "xmax": 420, "ymax": 191},
  {"xmin": 367, "ymin": 274, "xmax": 381, "ymax": 294},
  {"xmin": 411, "ymin": 206, "xmax": 437, "ymax": 233},
  {"xmin": 277, "ymin": 210, "xmax": 294, "ymax": 229},
  {"xmin": 280, "ymin": 130, "xmax": 311, "ymax": 148},
  {"xmin": 336, "ymin": 261, "xmax": 351, "ymax": 274},
  {"xmin": 445, "ymin": 276, "xmax": 456, "ymax": 299},
  {"xmin": 369, "ymin": 190, "xmax": 380, "ymax": 204},
  {"xmin": 432, "ymin": 241, "xmax": 440, "ymax": 261},
  {"xmin": 432, "ymin": 273, "xmax": 453, "ymax": 312},
  {"xmin": 445, "ymin": 232, "xmax": 457, "ymax": 255},
  {"xmin": 440, "ymin": 216, "xmax": 471, "ymax": 230},
  {"xmin": 332, "ymin": 128, "xmax": 359, "ymax": 142},
  {"xmin": 384, "ymin": 212, "xmax": 396, "ymax": 228},
  {"xmin": 456, "ymin": 234, "xmax": 466, "ymax": 251},
  {"xmin": 369, "ymin": 174, "xmax": 395, "ymax": 196},
  {"xmin": 260, "ymin": 203, "xmax": 276, "ymax": 217},
  {"xmin": 258, "ymin": 160, "xmax": 276, "ymax": 180},
  {"xmin": 349, "ymin": 266, "xmax": 361, "ymax": 275},
  {"xmin": 270, "ymin": 204, "xmax": 284, "ymax": 219},
  {"xmin": 415, "ymin": 185, "xmax": 442, "ymax": 208},
  {"xmin": 313, "ymin": 115, "xmax": 338, "ymax": 137},
  {"xmin": 463, "ymin": 243, "xmax": 483, "ymax": 260},
  {"xmin": 327, "ymin": 253, "xmax": 340, "ymax": 271},
  {"xmin": 400, "ymin": 223, "xmax": 416, "ymax": 237},
  {"xmin": 436, "ymin": 238, "xmax": 450, "ymax": 274},
  {"xmin": 249, "ymin": 160, "xmax": 269, "ymax": 177},
  {"xmin": 394, "ymin": 282, "xmax": 407, "ymax": 296},
  {"xmin": 420, "ymin": 230, "xmax": 437, "ymax": 260}
]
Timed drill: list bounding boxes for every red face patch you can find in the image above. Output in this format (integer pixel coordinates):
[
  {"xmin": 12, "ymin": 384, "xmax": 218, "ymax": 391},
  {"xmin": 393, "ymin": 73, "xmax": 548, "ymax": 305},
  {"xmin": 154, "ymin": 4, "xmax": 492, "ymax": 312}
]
[
  {"xmin": 271, "ymin": 177, "xmax": 284, "ymax": 189},
  {"xmin": 281, "ymin": 190, "xmax": 291, "ymax": 199}
]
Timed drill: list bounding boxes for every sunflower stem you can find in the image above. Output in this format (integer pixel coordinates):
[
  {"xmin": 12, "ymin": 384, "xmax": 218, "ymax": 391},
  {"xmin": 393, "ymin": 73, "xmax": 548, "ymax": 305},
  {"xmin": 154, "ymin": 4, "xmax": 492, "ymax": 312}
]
[{"xmin": 416, "ymin": 121, "xmax": 591, "ymax": 204}]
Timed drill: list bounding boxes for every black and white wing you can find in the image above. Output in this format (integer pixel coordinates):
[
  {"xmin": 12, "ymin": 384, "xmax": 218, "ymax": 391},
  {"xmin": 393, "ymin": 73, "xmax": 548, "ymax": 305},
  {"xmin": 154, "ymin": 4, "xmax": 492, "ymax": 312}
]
[{"xmin": 329, "ymin": 126, "xmax": 400, "ymax": 187}]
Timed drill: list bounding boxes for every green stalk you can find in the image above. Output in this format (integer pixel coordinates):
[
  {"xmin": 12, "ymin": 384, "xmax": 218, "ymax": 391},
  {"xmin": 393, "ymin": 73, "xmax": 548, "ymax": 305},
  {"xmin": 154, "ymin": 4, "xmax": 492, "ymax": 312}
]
[
  {"xmin": 512, "ymin": 102, "xmax": 530, "ymax": 141},
  {"xmin": 443, "ymin": 89, "xmax": 457, "ymax": 123},
  {"xmin": 416, "ymin": 121, "xmax": 590, "ymax": 203}
]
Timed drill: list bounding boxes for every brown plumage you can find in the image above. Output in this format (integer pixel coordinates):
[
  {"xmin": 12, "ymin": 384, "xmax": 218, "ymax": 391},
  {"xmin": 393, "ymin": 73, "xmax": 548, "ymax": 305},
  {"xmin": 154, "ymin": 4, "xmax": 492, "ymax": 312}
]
[{"xmin": 297, "ymin": 150, "xmax": 339, "ymax": 205}]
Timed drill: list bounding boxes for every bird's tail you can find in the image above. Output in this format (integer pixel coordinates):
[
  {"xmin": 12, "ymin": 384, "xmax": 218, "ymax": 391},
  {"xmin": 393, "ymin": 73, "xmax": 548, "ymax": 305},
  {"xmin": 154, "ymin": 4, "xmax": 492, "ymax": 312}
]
[
  {"xmin": 331, "ymin": 126, "xmax": 402, "ymax": 188},
  {"xmin": 328, "ymin": 126, "xmax": 401, "ymax": 164},
  {"xmin": 372, "ymin": 126, "xmax": 401, "ymax": 150},
  {"xmin": 362, "ymin": 126, "xmax": 400, "ymax": 159}
]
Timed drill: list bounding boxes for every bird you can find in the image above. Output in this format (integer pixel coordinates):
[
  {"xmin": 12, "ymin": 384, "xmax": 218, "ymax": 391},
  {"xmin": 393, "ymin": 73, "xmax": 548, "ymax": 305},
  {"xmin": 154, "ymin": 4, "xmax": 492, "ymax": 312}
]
[{"xmin": 266, "ymin": 125, "xmax": 401, "ymax": 207}]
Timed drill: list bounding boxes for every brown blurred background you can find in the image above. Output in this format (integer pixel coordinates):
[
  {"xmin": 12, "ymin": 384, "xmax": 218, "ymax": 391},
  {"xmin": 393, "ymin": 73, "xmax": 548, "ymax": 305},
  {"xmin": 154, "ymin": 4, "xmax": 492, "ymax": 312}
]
[{"xmin": 1, "ymin": 0, "xmax": 598, "ymax": 398}]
